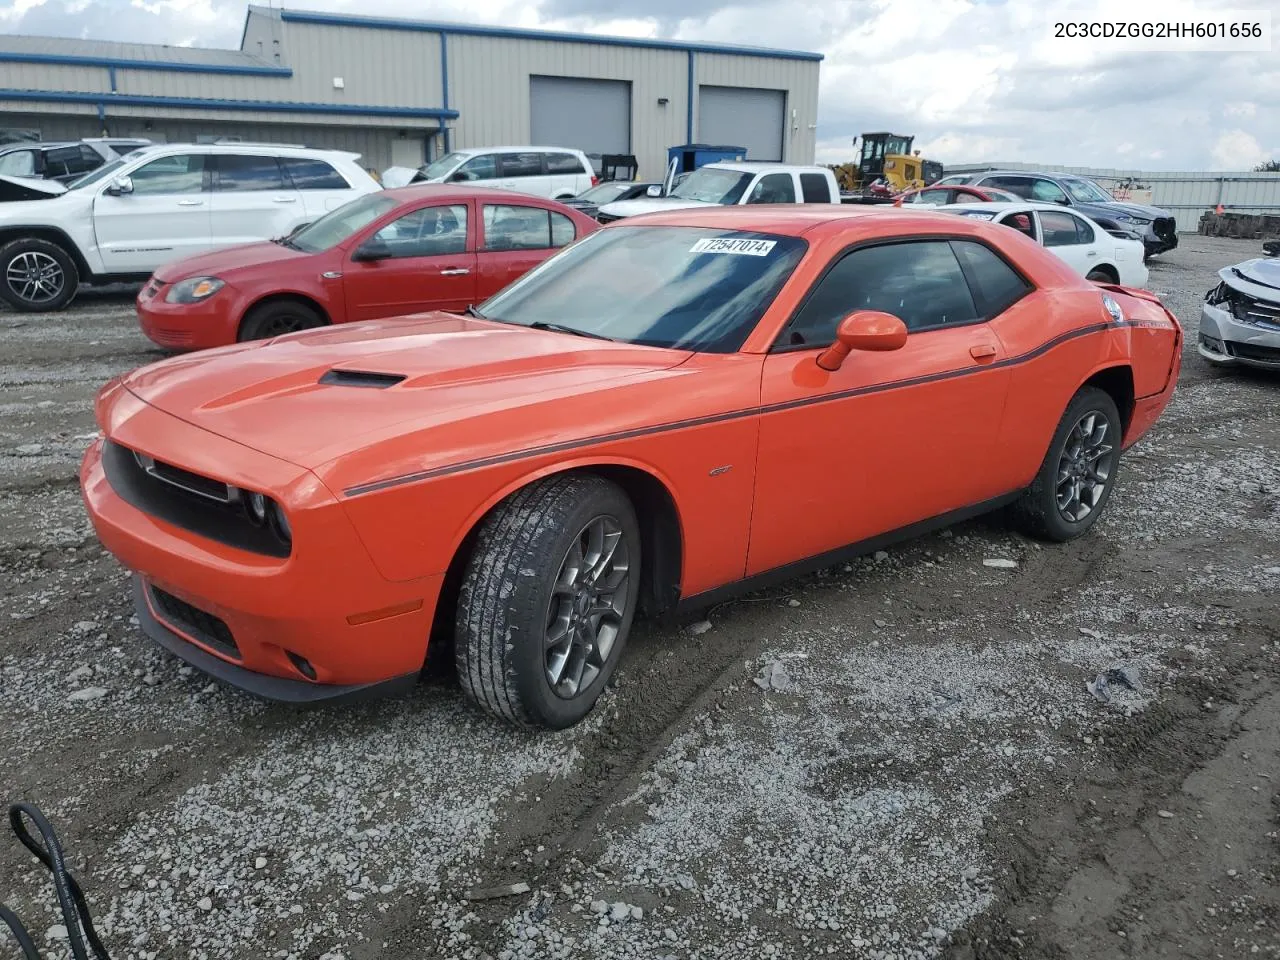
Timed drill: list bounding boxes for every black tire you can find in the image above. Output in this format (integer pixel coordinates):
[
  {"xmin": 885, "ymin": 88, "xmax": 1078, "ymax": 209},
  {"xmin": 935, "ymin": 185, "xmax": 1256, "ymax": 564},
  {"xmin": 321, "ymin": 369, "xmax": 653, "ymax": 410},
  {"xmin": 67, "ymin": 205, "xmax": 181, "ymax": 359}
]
[
  {"xmin": 0, "ymin": 237, "xmax": 79, "ymax": 312},
  {"xmin": 237, "ymin": 299, "xmax": 325, "ymax": 342},
  {"xmin": 1085, "ymin": 267, "xmax": 1117, "ymax": 284},
  {"xmin": 455, "ymin": 473, "xmax": 641, "ymax": 729},
  {"xmin": 1012, "ymin": 386, "xmax": 1122, "ymax": 542}
]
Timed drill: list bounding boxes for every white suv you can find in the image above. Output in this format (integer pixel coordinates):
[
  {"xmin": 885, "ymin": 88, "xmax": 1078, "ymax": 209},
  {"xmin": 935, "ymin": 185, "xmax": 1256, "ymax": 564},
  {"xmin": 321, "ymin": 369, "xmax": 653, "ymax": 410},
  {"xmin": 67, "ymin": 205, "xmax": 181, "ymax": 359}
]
[
  {"xmin": 0, "ymin": 143, "xmax": 380, "ymax": 312},
  {"xmin": 381, "ymin": 146, "xmax": 596, "ymax": 200}
]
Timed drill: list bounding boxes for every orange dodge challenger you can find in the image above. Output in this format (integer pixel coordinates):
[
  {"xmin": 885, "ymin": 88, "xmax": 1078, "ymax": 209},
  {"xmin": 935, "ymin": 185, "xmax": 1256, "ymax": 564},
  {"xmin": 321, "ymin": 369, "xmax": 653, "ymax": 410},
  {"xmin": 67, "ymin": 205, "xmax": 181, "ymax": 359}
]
[{"xmin": 81, "ymin": 207, "xmax": 1182, "ymax": 729}]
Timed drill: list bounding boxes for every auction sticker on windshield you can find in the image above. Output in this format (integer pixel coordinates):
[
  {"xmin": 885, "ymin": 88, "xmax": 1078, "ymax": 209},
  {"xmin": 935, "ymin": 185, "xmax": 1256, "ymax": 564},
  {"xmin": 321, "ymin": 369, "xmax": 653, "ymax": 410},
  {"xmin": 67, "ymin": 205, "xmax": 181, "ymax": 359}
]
[{"xmin": 690, "ymin": 238, "xmax": 777, "ymax": 256}]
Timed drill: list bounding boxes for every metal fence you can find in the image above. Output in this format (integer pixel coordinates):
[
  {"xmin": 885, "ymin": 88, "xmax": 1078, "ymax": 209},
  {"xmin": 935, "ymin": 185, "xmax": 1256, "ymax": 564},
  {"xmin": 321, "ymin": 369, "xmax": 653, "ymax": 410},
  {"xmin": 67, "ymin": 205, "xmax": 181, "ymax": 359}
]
[{"xmin": 945, "ymin": 162, "xmax": 1280, "ymax": 234}]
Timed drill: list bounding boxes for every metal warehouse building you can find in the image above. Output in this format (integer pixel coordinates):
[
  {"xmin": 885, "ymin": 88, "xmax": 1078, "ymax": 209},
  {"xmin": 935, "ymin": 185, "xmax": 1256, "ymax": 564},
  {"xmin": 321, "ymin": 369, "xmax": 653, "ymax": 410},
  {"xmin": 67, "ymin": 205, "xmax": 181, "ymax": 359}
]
[{"xmin": 0, "ymin": 6, "xmax": 822, "ymax": 179}]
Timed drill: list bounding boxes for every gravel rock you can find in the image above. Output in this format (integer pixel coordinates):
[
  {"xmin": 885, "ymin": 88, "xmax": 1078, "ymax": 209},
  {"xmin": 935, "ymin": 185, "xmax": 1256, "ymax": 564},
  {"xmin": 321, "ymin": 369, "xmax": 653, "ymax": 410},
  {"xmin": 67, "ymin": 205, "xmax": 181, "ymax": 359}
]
[
  {"xmin": 983, "ymin": 558, "xmax": 1018, "ymax": 569},
  {"xmin": 67, "ymin": 686, "xmax": 109, "ymax": 702},
  {"xmin": 686, "ymin": 620, "xmax": 713, "ymax": 636}
]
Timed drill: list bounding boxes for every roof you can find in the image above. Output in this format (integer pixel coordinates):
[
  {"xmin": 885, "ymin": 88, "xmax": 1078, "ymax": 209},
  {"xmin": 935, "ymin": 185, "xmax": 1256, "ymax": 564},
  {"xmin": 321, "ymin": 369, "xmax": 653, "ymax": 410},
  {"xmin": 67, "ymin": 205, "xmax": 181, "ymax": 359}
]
[
  {"xmin": 611, "ymin": 204, "xmax": 977, "ymax": 238},
  {"xmin": 940, "ymin": 201, "xmax": 1076, "ymax": 211},
  {"xmin": 703, "ymin": 161, "xmax": 830, "ymax": 173},
  {"xmin": 381, "ymin": 184, "xmax": 591, "ymax": 206},
  {"xmin": 121, "ymin": 142, "xmax": 362, "ymax": 160},
  {"xmin": 0, "ymin": 33, "xmax": 289, "ymax": 76},
  {"xmin": 266, "ymin": 6, "xmax": 824, "ymax": 61},
  {"xmin": 444, "ymin": 145, "xmax": 589, "ymax": 156}
]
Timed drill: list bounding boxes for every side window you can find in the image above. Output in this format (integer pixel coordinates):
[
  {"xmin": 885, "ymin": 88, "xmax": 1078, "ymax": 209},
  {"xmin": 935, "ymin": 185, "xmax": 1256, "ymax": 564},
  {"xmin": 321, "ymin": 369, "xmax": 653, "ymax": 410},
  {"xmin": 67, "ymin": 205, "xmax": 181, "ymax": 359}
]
[
  {"xmin": 499, "ymin": 153, "xmax": 544, "ymax": 178},
  {"xmin": 950, "ymin": 240, "xmax": 1032, "ymax": 319},
  {"xmin": 128, "ymin": 154, "xmax": 206, "ymax": 195},
  {"xmin": 985, "ymin": 176, "xmax": 1034, "ymax": 199},
  {"xmin": 1039, "ymin": 211, "xmax": 1083, "ymax": 247},
  {"xmin": 483, "ymin": 204, "xmax": 555, "ymax": 250},
  {"xmin": 550, "ymin": 210, "xmax": 576, "ymax": 247},
  {"xmin": 1030, "ymin": 178, "xmax": 1069, "ymax": 204},
  {"xmin": 799, "ymin": 173, "xmax": 831, "ymax": 204},
  {"xmin": 0, "ymin": 150, "xmax": 37, "ymax": 177},
  {"xmin": 546, "ymin": 153, "xmax": 585, "ymax": 175},
  {"xmin": 999, "ymin": 211, "xmax": 1037, "ymax": 241},
  {"xmin": 370, "ymin": 204, "xmax": 468, "ymax": 258},
  {"xmin": 77, "ymin": 145, "xmax": 105, "ymax": 172},
  {"xmin": 280, "ymin": 157, "xmax": 349, "ymax": 190},
  {"xmin": 784, "ymin": 241, "xmax": 979, "ymax": 346},
  {"xmin": 452, "ymin": 155, "xmax": 498, "ymax": 182},
  {"xmin": 216, "ymin": 154, "xmax": 286, "ymax": 192},
  {"xmin": 747, "ymin": 173, "xmax": 796, "ymax": 204},
  {"xmin": 1072, "ymin": 215, "xmax": 1095, "ymax": 244}
]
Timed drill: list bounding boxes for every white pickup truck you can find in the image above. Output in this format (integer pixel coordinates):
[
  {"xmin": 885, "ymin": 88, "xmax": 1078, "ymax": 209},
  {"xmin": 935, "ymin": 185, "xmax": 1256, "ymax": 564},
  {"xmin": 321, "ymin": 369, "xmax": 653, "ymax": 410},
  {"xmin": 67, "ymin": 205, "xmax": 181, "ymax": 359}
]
[{"xmin": 595, "ymin": 162, "xmax": 842, "ymax": 222}]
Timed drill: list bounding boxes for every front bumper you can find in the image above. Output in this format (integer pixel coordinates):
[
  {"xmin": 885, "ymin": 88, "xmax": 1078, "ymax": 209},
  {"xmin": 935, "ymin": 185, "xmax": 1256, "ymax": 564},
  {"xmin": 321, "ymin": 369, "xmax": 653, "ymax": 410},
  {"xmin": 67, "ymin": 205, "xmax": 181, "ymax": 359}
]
[
  {"xmin": 81, "ymin": 403, "xmax": 444, "ymax": 701},
  {"xmin": 136, "ymin": 280, "xmax": 241, "ymax": 352},
  {"xmin": 1199, "ymin": 301, "xmax": 1280, "ymax": 369},
  {"xmin": 1142, "ymin": 225, "xmax": 1178, "ymax": 257}
]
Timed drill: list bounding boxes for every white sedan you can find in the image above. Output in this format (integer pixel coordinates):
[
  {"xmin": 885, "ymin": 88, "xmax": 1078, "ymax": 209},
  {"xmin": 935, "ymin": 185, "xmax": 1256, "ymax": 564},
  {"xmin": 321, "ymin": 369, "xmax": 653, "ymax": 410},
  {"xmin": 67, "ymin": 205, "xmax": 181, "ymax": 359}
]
[{"xmin": 932, "ymin": 202, "xmax": 1149, "ymax": 288}]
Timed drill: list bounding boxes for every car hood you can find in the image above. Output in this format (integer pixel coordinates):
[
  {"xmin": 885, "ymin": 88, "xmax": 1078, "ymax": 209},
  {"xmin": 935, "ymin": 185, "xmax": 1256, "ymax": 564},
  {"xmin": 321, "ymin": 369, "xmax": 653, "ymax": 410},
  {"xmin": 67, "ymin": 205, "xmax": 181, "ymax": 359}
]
[
  {"xmin": 120, "ymin": 314, "xmax": 693, "ymax": 471},
  {"xmin": 153, "ymin": 241, "xmax": 313, "ymax": 283},
  {"xmin": 0, "ymin": 173, "xmax": 70, "ymax": 203},
  {"xmin": 1220, "ymin": 258, "xmax": 1280, "ymax": 300},
  {"xmin": 1073, "ymin": 200, "xmax": 1172, "ymax": 220},
  {"xmin": 597, "ymin": 197, "xmax": 710, "ymax": 218},
  {"xmin": 380, "ymin": 166, "xmax": 421, "ymax": 188}
]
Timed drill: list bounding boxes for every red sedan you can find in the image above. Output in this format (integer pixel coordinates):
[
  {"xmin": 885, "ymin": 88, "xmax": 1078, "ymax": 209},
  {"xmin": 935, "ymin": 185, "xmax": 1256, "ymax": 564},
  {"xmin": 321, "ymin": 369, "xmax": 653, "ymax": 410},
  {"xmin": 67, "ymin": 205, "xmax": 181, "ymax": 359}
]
[
  {"xmin": 136, "ymin": 186, "xmax": 600, "ymax": 350},
  {"xmin": 895, "ymin": 184, "xmax": 1020, "ymax": 207}
]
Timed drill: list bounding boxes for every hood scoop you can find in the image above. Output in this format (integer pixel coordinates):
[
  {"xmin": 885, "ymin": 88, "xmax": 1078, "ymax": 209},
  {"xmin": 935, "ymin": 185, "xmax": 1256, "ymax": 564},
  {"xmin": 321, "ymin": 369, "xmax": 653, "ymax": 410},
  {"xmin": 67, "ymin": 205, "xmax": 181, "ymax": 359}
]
[{"xmin": 319, "ymin": 369, "xmax": 406, "ymax": 389}]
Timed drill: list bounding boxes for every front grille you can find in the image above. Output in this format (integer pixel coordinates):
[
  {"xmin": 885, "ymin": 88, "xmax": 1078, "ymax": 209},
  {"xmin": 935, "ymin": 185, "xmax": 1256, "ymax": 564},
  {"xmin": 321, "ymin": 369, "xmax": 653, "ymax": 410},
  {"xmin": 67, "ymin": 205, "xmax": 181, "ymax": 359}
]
[
  {"xmin": 1216, "ymin": 284, "xmax": 1280, "ymax": 331},
  {"xmin": 1153, "ymin": 217, "xmax": 1177, "ymax": 241},
  {"xmin": 101, "ymin": 440, "xmax": 291, "ymax": 558},
  {"xmin": 1227, "ymin": 341, "xmax": 1280, "ymax": 364},
  {"xmin": 150, "ymin": 585, "xmax": 240, "ymax": 659},
  {"xmin": 134, "ymin": 451, "xmax": 233, "ymax": 502}
]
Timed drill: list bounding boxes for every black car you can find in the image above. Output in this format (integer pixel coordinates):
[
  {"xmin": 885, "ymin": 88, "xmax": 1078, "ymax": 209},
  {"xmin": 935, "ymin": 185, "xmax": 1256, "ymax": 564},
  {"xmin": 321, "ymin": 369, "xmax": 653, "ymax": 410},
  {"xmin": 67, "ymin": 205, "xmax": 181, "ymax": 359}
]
[
  {"xmin": 0, "ymin": 139, "xmax": 150, "ymax": 185},
  {"xmin": 561, "ymin": 181, "xmax": 659, "ymax": 219},
  {"xmin": 940, "ymin": 170, "xmax": 1178, "ymax": 259}
]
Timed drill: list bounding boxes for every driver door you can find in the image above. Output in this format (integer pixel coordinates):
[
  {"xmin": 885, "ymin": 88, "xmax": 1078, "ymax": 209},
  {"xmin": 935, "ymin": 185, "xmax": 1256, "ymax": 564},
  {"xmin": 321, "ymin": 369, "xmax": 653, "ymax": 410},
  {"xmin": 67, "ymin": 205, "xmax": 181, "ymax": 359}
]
[
  {"xmin": 93, "ymin": 153, "xmax": 213, "ymax": 274},
  {"xmin": 343, "ymin": 201, "xmax": 477, "ymax": 321},
  {"xmin": 747, "ymin": 239, "xmax": 1018, "ymax": 575}
]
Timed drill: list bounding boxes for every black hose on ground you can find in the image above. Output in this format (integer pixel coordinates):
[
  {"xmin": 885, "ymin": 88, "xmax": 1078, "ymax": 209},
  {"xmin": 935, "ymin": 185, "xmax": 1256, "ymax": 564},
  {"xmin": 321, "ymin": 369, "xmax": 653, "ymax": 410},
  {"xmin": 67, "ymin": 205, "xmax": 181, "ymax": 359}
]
[{"xmin": 1, "ymin": 803, "xmax": 110, "ymax": 959}]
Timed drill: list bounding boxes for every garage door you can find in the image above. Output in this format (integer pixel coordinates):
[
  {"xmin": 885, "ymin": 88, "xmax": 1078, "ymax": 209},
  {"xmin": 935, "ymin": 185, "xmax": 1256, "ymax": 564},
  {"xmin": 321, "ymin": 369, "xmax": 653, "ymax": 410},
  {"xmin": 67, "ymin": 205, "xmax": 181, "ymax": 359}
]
[
  {"xmin": 698, "ymin": 86, "xmax": 786, "ymax": 162},
  {"xmin": 530, "ymin": 76, "xmax": 631, "ymax": 157}
]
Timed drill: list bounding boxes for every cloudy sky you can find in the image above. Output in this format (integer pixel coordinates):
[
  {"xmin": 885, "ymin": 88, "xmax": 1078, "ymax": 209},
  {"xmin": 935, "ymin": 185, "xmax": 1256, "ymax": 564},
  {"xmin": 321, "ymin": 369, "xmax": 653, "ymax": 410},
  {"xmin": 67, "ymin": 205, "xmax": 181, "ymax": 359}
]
[{"xmin": 2, "ymin": 0, "xmax": 1277, "ymax": 170}]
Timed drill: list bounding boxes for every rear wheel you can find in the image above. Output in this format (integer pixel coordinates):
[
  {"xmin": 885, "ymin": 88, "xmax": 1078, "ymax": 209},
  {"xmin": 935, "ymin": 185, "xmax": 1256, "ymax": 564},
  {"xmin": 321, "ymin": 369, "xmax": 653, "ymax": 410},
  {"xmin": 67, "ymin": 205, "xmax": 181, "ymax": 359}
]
[
  {"xmin": 0, "ymin": 238, "xmax": 79, "ymax": 312},
  {"xmin": 1086, "ymin": 266, "xmax": 1117, "ymax": 283},
  {"xmin": 455, "ymin": 473, "xmax": 640, "ymax": 729},
  {"xmin": 237, "ymin": 299, "xmax": 325, "ymax": 342},
  {"xmin": 1012, "ymin": 387, "xmax": 1122, "ymax": 542}
]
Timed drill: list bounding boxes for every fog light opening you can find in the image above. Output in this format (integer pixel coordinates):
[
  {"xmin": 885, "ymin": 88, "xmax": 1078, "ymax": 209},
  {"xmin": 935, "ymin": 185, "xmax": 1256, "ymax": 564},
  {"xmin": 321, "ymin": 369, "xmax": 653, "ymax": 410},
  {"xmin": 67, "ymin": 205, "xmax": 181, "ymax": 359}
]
[{"xmin": 286, "ymin": 650, "xmax": 317, "ymax": 681}]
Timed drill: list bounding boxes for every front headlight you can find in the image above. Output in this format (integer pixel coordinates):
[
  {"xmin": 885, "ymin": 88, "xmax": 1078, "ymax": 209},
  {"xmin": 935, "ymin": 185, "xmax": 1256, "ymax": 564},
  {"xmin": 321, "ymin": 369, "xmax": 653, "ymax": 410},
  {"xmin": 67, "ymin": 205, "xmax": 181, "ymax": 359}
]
[
  {"xmin": 1115, "ymin": 214, "xmax": 1152, "ymax": 226},
  {"xmin": 165, "ymin": 277, "xmax": 225, "ymax": 304}
]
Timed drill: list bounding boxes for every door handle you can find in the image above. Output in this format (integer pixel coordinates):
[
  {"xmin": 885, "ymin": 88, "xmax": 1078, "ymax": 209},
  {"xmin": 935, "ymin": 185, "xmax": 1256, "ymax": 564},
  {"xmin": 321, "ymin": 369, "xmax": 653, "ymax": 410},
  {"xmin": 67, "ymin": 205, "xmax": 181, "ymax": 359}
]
[
  {"xmin": 969, "ymin": 344, "xmax": 998, "ymax": 360},
  {"xmin": 273, "ymin": 197, "xmax": 297, "ymax": 203},
  {"xmin": 440, "ymin": 268, "xmax": 470, "ymax": 276},
  {"xmin": 1086, "ymin": 250, "xmax": 1097, "ymax": 256},
  {"xmin": 177, "ymin": 200, "xmax": 203, "ymax": 206}
]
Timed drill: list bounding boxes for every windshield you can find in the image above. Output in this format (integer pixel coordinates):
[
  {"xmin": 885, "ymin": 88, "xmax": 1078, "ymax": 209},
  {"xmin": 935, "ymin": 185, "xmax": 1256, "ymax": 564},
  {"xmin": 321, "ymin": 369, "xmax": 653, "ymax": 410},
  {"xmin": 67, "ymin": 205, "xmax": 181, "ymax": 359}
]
[
  {"xmin": 418, "ymin": 152, "xmax": 467, "ymax": 180},
  {"xmin": 477, "ymin": 226, "xmax": 807, "ymax": 352},
  {"xmin": 669, "ymin": 168, "xmax": 753, "ymax": 205},
  {"xmin": 290, "ymin": 193, "xmax": 400, "ymax": 253},
  {"xmin": 1061, "ymin": 177, "xmax": 1114, "ymax": 203},
  {"xmin": 66, "ymin": 157, "xmax": 127, "ymax": 190},
  {"xmin": 903, "ymin": 189, "xmax": 950, "ymax": 205},
  {"xmin": 576, "ymin": 182, "xmax": 634, "ymax": 203}
]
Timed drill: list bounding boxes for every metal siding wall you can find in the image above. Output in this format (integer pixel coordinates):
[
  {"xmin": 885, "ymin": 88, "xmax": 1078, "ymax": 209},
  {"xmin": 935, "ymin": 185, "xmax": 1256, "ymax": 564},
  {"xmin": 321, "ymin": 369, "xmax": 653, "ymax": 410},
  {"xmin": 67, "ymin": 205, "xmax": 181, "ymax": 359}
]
[
  {"xmin": 278, "ymin": 21, "xmax": 441, "ymax": 108},
  {"xmin": 240, "ymin": 9, "xmax": 286, "ymax": 66},
  {"xmin": 0, "ymin": 110, "xmax": 103, "ymax": 139},
  {"xmin": 530, "ymin": 76, "xmax": 631, "ymax": 155},
  {"xmin": 0, "ymin": 62, "xmax": 110, "ymax": 93},
  {"xmin": 447, "ymin": 35, "xmax": 687, "ymax": 179},
  {"xmin": 695, "ymin": 53, "xmax": 819, "ymax": 164}
]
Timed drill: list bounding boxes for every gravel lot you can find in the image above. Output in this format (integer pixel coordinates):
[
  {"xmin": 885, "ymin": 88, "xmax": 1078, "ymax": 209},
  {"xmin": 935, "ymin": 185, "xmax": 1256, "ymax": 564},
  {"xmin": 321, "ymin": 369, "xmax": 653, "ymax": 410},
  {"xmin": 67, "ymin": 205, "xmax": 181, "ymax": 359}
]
[{"xmin": 1, "ymin": 235, "xmax": 1277, "ymax": 960}]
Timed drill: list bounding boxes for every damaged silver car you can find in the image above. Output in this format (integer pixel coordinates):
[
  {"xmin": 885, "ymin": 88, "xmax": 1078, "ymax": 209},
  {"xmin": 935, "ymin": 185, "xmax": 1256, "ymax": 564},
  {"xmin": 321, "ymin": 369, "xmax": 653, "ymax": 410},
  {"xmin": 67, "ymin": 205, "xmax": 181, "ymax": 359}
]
[{"xmin": 1200, "ymin": 257, "xmax": 1280, "ymax": 370}]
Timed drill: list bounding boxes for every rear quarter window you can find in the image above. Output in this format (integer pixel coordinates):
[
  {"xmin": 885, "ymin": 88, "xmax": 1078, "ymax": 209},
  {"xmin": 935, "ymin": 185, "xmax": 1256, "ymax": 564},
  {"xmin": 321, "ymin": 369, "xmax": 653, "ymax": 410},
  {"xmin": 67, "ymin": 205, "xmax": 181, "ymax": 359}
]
[
  {"xmin": 546, "ymin": 153, "xmax": 586, "ymax": 175},
  {"xmin": 950, "ymin": 240, "xmax": 1032, "ymax": 318},
  {"xmin": 799, "ymin": 173, "xmax": 832, "ymax": 203},
  {"xmin": 281, "ymin": 158, "xmax": 350, "ymax": 190}
]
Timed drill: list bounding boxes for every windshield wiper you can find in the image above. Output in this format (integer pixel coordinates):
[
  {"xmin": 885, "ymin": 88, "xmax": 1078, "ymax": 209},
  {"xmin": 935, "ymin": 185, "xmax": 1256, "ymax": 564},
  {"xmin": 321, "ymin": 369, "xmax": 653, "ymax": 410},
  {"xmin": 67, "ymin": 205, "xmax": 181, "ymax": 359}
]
[
  {"xmin": 271, "ymin": 235, "xmax": 301, "ymax": 250},
  {"xmin": 466, "ymin": 304, "xmax": 486, "ymax": 319},
  {"xmin": 527, "ymin": 321, "xmax": 616, "ymax": 341}
]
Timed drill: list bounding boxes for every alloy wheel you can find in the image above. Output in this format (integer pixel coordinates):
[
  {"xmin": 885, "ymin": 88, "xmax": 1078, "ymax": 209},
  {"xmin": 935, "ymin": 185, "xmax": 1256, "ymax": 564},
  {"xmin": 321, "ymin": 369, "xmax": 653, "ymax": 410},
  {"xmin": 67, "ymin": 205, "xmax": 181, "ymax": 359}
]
[
  {"xmin": 1056, "ymin": 411, "xmax": 1116, "ymax": 522},
  {"xmin": 5, "ymin": 252, "xmax": 64, "ymax": 305},
  {"xmin": 544, "ymin": 516, "xmax": 631, "ymax": 699}
]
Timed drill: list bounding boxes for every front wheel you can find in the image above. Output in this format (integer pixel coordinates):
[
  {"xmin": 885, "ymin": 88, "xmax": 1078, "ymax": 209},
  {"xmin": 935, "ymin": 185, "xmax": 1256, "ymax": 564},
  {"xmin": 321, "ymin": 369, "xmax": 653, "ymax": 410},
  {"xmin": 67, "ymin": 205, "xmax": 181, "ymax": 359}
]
[
  {"xmin": 455, "ymin": 473, "xmax": 640, "ymax": 729},
  {"xmin": 1085, "ymin": 267, "xmax": 1116, "ymax": 283},
  {"xmin": 237, "ymin": 299, "xmax": 325, "ymax": 342},
  {"xmin": 0, "ymin": 238, "xmax": 79, "ymax": 312},
  {"xmin": 1012, "ymin": 386, "xmax": 1122, "ymax": 542}
]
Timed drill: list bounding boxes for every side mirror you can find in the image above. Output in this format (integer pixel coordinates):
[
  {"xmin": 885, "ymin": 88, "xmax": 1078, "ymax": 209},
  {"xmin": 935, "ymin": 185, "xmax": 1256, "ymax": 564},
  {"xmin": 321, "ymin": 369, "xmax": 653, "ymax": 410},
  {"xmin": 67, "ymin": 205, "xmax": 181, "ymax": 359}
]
[
  {"xmin": 105, "ymin": 175, "xmax": 133, "ymax": 197},
  {"xmin": 816, "ymin": 311, "xmax": 908, "ymax": 371},
  {"xmin": 646, "ymin": 184, "xmax": 663, "ymax": 198},
  {"xmin": 448, "ymin": 171, "xmax": 470, "ymax": 183},
  {"xmin": 352, "ymin": 238, "xmax": 392, "ymax": 262}
]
